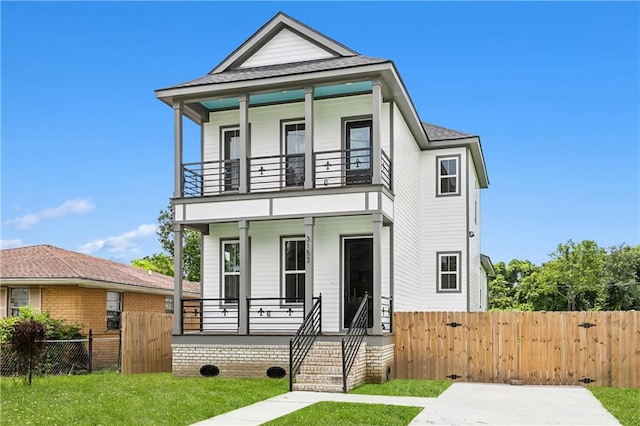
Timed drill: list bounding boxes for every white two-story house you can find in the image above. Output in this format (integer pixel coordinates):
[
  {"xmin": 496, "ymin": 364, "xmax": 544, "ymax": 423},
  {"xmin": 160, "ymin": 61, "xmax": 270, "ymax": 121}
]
[{"xmin": 155, "ymin": 12, "xmax": 492, "ymax": 392}]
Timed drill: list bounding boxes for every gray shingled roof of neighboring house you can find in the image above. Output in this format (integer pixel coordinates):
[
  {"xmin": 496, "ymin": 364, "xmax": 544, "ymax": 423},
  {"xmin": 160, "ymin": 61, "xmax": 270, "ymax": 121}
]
[
  {"xmin": 0, "ymin": 244, "xmax": 199, "ymax": 295},
  {"xmin": 422, "ymin": 122, "xmax": 474, "ymax": 141},
  {"xmin": 164, "ymin": 56, "xmax": 390, "ymax": 90}
]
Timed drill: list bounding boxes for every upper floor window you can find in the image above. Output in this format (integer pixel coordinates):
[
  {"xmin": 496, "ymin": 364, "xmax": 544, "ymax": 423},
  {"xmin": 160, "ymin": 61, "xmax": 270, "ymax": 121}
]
[
  {"xmin": 222, "ymin": 241, "xmax": 240, "ymax": 303},
  {"xmin": 9, "ymin": 288, "xmax": 29, "ymax": 317},
  {"xmin": 437, "ymin": 156, "xmax": 460, "ymax": 196},
  {"xmin": 107, "ymin": 291, "xmax": 122, "ymax": 330},
  {"xmin": 437, "ymin": 252, "xmax": 461, "ymax": 292},
  {"xmin": 282, "ymin": 238, "xmax": 305, "ymax": 304},
  {"xmin": 345, "ymin": 119, "xmax": 372, "ymax": 185},
  {"xmin": 223, "ymin": 128, "xmax": 240, "ymax": 191},
  {"xmin": 283, "ymin": 122, "xmax": 305, "ymax": 187}
]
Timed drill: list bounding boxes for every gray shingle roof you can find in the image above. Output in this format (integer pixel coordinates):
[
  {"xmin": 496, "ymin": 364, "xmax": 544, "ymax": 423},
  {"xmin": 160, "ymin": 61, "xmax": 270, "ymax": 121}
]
[
  {"xmin": 163, "ymin": 56, "xmax": 390, "ymax": 90},
  {"xmin": 422, "ymin": 122, "xmax": 474, "ymax": 141},
  {"xmin": 0, "ymin": 244, "xmax": 199, "ymax": 295}
]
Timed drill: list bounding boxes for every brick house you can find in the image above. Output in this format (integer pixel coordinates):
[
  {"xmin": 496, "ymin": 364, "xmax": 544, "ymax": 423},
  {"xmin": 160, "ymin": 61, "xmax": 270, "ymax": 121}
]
[{"xmin": 0, "ymin": 244, "xmax": 199, "ymax": 337}]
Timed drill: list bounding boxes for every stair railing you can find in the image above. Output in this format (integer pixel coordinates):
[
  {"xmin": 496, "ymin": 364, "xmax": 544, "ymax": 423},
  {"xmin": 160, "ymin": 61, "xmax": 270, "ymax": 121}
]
[
  {"xmin": 341, "ymin": 292, "xmax": 368, "ymax": 392},
  {"xmin": 289, "ymin": 294, "xmax": 322, "ymax": 391}
]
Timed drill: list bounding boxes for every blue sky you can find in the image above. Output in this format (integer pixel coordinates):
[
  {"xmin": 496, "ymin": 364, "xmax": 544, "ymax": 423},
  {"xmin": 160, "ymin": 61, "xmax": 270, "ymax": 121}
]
[{"xmin": 1, "ymin": 2, "xmax": 638, "ymax": 266}]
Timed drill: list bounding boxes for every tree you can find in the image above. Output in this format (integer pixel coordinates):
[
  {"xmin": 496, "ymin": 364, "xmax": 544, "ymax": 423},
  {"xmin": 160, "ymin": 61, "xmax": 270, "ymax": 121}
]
[
  {"xmin": 132, "ymin": 204, "xmax": 201, "ymax": 282},
  {"xmin": 602, "ymin": 244, "xmax": 640, "ymax": 310},
  {"xmin": 488, "ymin": 260, "xmax": 538, "ymax": 310}
]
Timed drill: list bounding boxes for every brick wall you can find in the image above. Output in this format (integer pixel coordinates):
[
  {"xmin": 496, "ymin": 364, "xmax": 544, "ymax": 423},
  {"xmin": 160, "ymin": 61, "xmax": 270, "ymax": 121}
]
[
  {"xmin": 366, "ymin": 343, "xmax": 395, "ymax": 383},
  {"xmin": 173, "ymin": 344, "xmax": 289, "ymax": 378}
]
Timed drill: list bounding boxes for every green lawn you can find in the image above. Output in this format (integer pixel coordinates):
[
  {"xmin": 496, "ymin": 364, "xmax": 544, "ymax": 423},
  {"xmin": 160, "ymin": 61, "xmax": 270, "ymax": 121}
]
[
  {"xmin": 0, "ymin": 373, "xmax": 287, "ymax": 426},
  {"xmin": 590, "ymin": 387, "xmax": 640, "ymax": 426},
  {"xmin": 264, "ymin": 401, "xmax": 423, "ymax": 426},
  {"xmin": 351, "ymin": 379, "xmax": 451, "ymax": 397}
]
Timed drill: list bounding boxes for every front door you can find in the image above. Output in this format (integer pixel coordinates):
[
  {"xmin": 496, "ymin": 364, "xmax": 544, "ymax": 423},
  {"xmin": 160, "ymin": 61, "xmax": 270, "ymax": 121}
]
[{"xmin": 343, "ymin": 237, "xmax": 374, "ymax": 328}]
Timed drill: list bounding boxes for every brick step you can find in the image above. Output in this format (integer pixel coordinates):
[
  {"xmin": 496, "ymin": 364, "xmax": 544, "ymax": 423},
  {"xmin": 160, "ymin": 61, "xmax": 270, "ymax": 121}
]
[
  {"xmin": 299, "ymin": 364, "xmax": 343, "ymax": 375},
  {"xmin": 292, "ymin": 382, "xmax": 344, "ymax": 393},
  {"xmin": 295, "ymin": 373, "xmax": 343, "ymax": 385},
  {"xmin": 300, "ymin": 357, "xmax": 343, "ymax": 366}
]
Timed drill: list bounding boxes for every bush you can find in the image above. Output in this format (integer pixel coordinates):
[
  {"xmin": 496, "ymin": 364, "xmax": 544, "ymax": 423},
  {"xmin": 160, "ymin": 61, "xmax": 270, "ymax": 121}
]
[{"xmin": 0, "ymin": 306, "xmax": 83, "ymax": 344}]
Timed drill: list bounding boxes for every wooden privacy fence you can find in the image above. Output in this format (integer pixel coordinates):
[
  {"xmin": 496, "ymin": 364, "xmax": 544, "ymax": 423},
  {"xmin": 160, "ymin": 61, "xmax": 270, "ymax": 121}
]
[
  {"xmin": 394, "ymin": 311, "xmax": 640, "ymax": 387},
  {"xmin": 121, "ymin": 312, "xmax": 173, "ymax": 374}
]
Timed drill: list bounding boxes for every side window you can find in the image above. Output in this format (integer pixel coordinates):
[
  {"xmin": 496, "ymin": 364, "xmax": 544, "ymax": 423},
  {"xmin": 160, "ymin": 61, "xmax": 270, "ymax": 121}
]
[
  {"xmin": 282, "ymin": 238, "xmax": 305, "ymax": 303},
  {"xmin": 165, "ymin": 297, "xmax": 174, "ymax": 314},
  {"xmin": 437, "ymin": 252, "xmax": 461, "ymax": 292},
  {"xmin": 9, "ymin": 288, "xmax": 29, "ymax": 317},
  {"xmin": 222, "ymin": 241, "xmax": 240, "ymax": 303},
  {"xmin": 437, "ymin": 156, "xmax": 460, "ymax": 196},
  {"xmin": 106, "ymin": 291, "xmax": 122, "ymax": 330}
]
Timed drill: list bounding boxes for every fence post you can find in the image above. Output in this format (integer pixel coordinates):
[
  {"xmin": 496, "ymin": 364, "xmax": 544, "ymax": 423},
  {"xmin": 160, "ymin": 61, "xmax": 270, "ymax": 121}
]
[
  {"xmin": 117, "ymin": 328, "xmax": 122, "ymax": 370},
  {"xmin": 88, "ymin": 329, "xmax": 93, "ymax": 373}
]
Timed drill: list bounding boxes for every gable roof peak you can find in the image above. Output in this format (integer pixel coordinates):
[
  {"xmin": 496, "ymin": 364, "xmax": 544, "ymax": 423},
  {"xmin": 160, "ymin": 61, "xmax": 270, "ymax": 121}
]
[{"xmin": 210, "ymin": 11, "xmax": 359, "ymax": 75}]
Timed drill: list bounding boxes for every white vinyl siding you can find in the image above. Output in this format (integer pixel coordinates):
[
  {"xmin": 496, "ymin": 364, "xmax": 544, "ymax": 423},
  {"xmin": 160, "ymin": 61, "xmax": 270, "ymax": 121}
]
[
  {"xmin": 389, "ymin": 103, "xmax": 422, "ymax": 311},
  {"xmin": 239, "ymin": 28, "xmax": 334, "ymax": 69},
  {"xmin": 468, "ymin": 151, "xmax": 484, "ymax": 311}
]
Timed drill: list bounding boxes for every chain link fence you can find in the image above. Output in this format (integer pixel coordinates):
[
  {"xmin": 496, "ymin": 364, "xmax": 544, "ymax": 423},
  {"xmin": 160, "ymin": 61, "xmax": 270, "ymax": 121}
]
[{"xmin": 0, "ymin": 330, "xmax": 121, "ymax": 377}]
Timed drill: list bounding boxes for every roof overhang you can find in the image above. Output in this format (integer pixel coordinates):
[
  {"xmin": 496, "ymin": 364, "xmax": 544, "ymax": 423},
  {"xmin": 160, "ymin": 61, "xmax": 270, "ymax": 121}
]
[
  {"xmin": 481, "ymin": 254, "xmax": 496, "ymax": 278},
  {"xmin": 155, "ymin": 61, "xmax": 429, "ymax": 150},
  {"xmin": 0, "ymin": 278, "xmax": 200, "ymax": 298},
  {"xmin": 426, "ymin": 136, "xmax": 490, "ymax": 188}
]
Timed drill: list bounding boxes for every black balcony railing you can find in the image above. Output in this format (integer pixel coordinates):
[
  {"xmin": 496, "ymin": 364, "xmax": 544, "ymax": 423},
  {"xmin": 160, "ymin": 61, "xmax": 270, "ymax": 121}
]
[
  {"xmin": 181, "ymin": 298, "xmax": 239, "ymax": 333},
  {"xmin": 181, "ymin": 148, "xmax": 392, "ymax": 197},
  {"xmin": 381, "ymin": 296, "xmax": 393, "ymax": 333}
]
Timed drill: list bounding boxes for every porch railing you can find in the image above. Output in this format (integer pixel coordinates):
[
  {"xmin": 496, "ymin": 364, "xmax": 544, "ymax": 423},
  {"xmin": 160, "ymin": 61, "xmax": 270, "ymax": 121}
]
[
  {"xmin": 289, "ymin": 295, "xmax": 322, "ymax": 391},
  {"xmin": 181, "ymin": 298, "xmax": 239, "ymax": 333},
  {"xmin": 341, "ymin": 292, "xmax": 368, "ymax": 392},
  {"xmin": 247, "ymin": 297, "xmax": 315, "ymax": 334},
  {"xmin": 181, "ymin": 148, "xmax": 392, "ymax": 197},
  {"xmin": 381, "ymin": 296, "xmax": 393, "ymax": 333}
]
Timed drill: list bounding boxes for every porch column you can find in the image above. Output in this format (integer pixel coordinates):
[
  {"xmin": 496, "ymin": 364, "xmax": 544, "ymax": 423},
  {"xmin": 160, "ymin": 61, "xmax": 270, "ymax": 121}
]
[
  {"xmin": 238, "ymin": 94, "xmax": 248, "ymax": 193},
  {"xmin": 173, "ymin": 100, "xmax": 184, "ymax": 198},
  {"xmin": 372, "ymin": 214, "xmax": 383, "ymax": 335},
  {"xmin": 304, "ymin": 87, "xmax": 314, "ymax": 189},
  {"xmin": 238, "ymin": 220, "xmax": 250, "ymax": 334},
  {"xmin": 304, "ymin": 217, "xmax": 314, "ymax": 315},
  {"xmin": 173, "ymin": 224, "xmax": 183, "ymax": 334},
  {"xmin": 371, "ymin": 77, "xmax": 382, "ymax": 185}
]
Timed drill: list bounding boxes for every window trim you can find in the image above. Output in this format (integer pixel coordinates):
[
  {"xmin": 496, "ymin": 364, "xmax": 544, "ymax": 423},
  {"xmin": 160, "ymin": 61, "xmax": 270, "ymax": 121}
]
[
  {"xmin": 9, "ymin": 288, "xmax": 29, "ymax": 317},
  {"xmin": 106, "ymin": 291, "xmax": 123, "ymax": 330},
  {"xmin": 220, "ymin": 239, "xmax": 240, "ymax": 305},
  {"xmin": 436, "ymin": 251, "xmax": 462, "ymax": 293},
  {"xmin": 281, "ymin": 236, "xmax": 306, "ymax": 305},
  {"xmin": 436, "ymin": 154, "xmax": 461, "ymax": 197}
]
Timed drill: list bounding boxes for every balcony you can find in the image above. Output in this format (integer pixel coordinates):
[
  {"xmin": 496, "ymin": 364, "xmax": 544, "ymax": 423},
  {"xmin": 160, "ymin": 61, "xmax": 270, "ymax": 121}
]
[{"xmin": 182, "ymin": 148, "xmax": 392, "ymax": 198}]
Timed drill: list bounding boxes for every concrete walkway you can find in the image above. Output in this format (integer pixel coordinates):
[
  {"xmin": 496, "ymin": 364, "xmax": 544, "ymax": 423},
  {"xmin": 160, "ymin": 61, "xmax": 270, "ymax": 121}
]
[{"xmin": 192, "ymin": 382, "xmax": 620, "ymax": 425}]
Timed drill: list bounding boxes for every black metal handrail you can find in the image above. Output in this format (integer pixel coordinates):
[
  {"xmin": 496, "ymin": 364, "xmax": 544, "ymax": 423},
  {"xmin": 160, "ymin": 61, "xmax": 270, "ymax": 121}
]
[
  {"xmin": 381, "ymin": 149, "xmax": 392, "ymax": 191},
  {"xmin": 249, "ymin": 153, "xmax": 305, "ymax": 192},
  {"xmin": 289, "ymin": 295, "xmax": 322, "ymax": 391},
  {"xmin": 381, "ymin": 296, "xmax": 393, "ymax": 333},
  {"xmin": 341, "ymin": 292, "xmax": 368, "ymax": 392},
  {"xmin": 181, "ymin": 298, "xmax": 239, "ymax": 333},
  {"xmin": 314, "ymin": 148, "xmax": 372, "ymax": 188}
]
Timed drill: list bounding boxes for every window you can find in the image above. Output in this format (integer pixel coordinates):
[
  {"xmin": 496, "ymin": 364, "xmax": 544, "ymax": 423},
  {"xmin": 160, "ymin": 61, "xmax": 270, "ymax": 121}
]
[
  {"xmin": 9, "ymin": 288, "xmax": 29, "ymax": 317},
  {"xmin": 437, "ymin": 156, "xmax": 459, "ymax": 196},
  {"xmin": 165, "ymin": 297, "xmax": 174, "ymax": 314},
  {"xmin": 222, "ymin": 241, "xmax": 240, "ymax": 303},
  {"xmin": 283, "ymin": 122, "xmax": 305, "ymax": 187},
  {"xmin": 283, "ymin": 238, "xmax": 305, "ymax": 303},
  {"xmin": 437, "ymin": 252, "xmax": 461, "ymax": 292},
  {"xmin": 106, "ymin": 291, "xmax": 122, "ymax": 330},
  {"xmin": 223, "ymin": 128, "xmax": 240, "ymax": 191}
]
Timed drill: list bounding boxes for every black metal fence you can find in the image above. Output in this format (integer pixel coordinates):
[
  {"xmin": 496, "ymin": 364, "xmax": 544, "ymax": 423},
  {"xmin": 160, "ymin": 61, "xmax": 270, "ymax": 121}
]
[{"xmin": 0, "ymin": 330, "xmax": 121, "ymax": 377}]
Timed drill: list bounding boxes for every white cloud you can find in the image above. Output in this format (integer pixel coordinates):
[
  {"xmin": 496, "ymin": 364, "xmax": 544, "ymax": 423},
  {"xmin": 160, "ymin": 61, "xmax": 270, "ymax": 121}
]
[
  {"xmin": 5, "ymin": 198, "xmax": 95, "ymax": 230},
  {"xmin": 79, "ymin": 223, "xmax": 157, "ymax": 259},
  {"xmin": 1, "ymin": 239, "xmax": 23, "ymax": 249}
]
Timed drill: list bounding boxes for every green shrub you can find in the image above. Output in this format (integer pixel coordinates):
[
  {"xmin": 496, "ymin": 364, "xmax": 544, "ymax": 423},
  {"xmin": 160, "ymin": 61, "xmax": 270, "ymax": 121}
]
[{"xmin": 0, "ymin": 306, "xmax": 84, "ymax": 344}]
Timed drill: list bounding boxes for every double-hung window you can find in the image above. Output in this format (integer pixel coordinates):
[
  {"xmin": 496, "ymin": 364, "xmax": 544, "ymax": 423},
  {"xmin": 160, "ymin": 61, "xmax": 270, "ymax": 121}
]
[
  {"xmin": 9, "ymin": 288, "xmax": 29, "ymax": 317},
  {"xmin": 437, "ymin": 252, "xmax": 461, "ymax": 292},
  {"xmin": 283, "ymin": 238, "xmax": 305, "ymax": 304},
  {"xmin": 437, "ymin": 156, "xmax": 460, "ymax": 196},
  {"xmin": 106, "ymin": 291, "xmax": 122, "ymax": 330},
  {"xmin": 165, "ymin": 297, "xmax": 174, "ymax": 314},
  {"xmin": 222, "ymin": 241, "xmax": 240, "ymax": 303}
]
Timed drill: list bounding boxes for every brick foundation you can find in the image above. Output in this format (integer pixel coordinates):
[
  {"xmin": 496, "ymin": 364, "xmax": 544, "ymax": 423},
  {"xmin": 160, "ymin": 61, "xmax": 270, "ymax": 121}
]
[{"xmin": 366, "ymin": 343, "xmax": 395, "ymax": 383}]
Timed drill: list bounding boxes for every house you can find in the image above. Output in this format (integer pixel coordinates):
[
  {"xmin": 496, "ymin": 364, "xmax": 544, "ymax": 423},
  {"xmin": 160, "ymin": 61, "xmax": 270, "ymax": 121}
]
[
  {"xmin": 0, "ymin": 244, "xmax": 200, "ymax": 368},
  {"xmin": 155, "ymin": 12, "xmax": 492, "ymax": 391}
]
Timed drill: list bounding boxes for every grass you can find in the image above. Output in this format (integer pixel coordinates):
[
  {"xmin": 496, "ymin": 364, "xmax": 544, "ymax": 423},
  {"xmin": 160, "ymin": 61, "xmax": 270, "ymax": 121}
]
[
  {"xmin": 350, "ymin": 379, "xmax": 451, "ymax": 397},
  {"xmin": 264, "ymin": 401, "xmax": 423, "ymax": 426},
  {"xmin": 590, "ymin": 387, "xmax": 640, "ymax": 426},
  {"xmin": 0, "ymin": 372, "xmax": 288, "ymax": 425}
]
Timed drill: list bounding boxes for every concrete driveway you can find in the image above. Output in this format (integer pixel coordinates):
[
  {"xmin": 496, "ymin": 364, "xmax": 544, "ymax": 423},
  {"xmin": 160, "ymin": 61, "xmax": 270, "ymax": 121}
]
[{"xmin": 193, "ymin": 382, "xmax": 620, "ymax": 425}]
